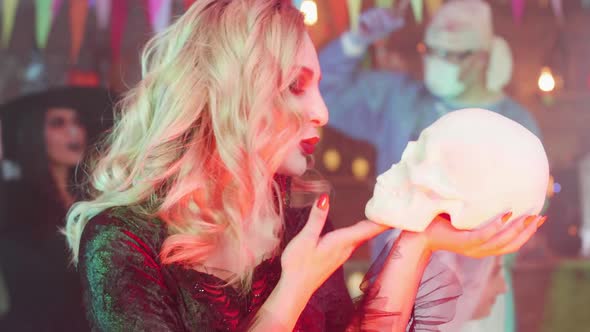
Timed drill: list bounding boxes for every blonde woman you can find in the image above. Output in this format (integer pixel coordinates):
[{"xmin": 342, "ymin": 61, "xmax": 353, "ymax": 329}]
[{"xmin": 65, "ymin": 1, "xmax": 543, "ymax": 331}]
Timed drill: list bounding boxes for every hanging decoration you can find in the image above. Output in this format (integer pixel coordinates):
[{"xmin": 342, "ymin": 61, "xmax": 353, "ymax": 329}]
[
  {"xmin": 148, "ymin": 0, "xmax": 172, "ymax": 33},
  {"xmin": 511, "ymin": 0, "xmax": 525, "ymax": 24},
  {"xmin": 184, "ymin": 0, "xmax": 197, "ymax": 10},
  {"xmin": 1, "ymin": 0, "xmax": 18, "ymax": 48},
  {"xmin": 425, "ymin": 0, "xmax": 442, "ymax": 17},
  {"xmin": 550, "ymin": 0, "xmax": 564, "ymax": 25},
  {"xmin": 110, "ymin": 0, "xmax": 128, "ymax": 61},
  {"xmin": 52, "ymin": 0, "xmax": 65, "ymax": 20},
  {"xmin": 35, "ymin": 0, "xmax": 53, "ymax": 49},
  {"xmin": 347, "ymin": 0, "xmax": 362, "ymax": 32},
  {"xmin": 95, "ymin": 0, "xmax": 111, "ymax": 30},
  {"xmin": 375, "ymin": 0, "xmax": 395, "ymax": 7},
  {"xmin": 539, "ymin": 0, "xmax": 549, "ymax": 8},
  {"xmin": 411, "ymin": 0, "xmax": 423, "ymax": 23},
  {"xmin": 70, "ymin": 0, "xmax": 89, "ymax": 64}
]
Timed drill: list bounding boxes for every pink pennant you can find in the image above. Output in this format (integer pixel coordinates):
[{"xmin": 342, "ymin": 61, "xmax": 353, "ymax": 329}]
[
  {"xmin": 148, "ymin": 0, "xmax": 163, "ymax": 26},
  {"xmin": 70, "ymin": 0, "xmax": 89, "ymax": 64},
  {"xmin": 110, "ymin": 0, "xmax": 128, "ymax": 61},
  {"xmin": 511, "ymin": 0, "xmax": 525, "ymax": 24},
  {"xmin": 148, "ymin": 0, "xmax": 171, "ymax": 33},
  {"xmin": 551, "ymin": 0, "xmax": 564, "ymax": 24},
  {"xmin": 184, "ymin": 0, "xmax": 197, "ymax": 10},
  {"xmin": 52, "ymin": 0, "xmax": 64, "ymax": 20},
  {"xmin": 96, "ymin": 0, "xmax": 111, "ymax": 30}
]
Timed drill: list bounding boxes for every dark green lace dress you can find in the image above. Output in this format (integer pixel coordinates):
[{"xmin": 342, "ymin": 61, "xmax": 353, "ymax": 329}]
[{"xmin": 79, "ymin": 207, "xmax": 461, "ymax": 331}]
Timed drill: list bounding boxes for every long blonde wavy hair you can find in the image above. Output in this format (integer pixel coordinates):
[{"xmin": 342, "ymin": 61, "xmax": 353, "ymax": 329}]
[{"xmin": 65, "ymin": 0, "xmax": 320, "ymax": 289}]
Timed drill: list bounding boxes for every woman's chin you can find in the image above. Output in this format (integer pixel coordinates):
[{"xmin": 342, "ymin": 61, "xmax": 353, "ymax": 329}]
[{"xmin": 277, "ymin": 156, "xmax": 307, "ymax": 177}]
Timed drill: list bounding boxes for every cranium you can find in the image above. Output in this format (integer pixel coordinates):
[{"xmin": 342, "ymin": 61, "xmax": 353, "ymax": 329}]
[{"xmin": 365, "ymin": 108, "xmax": 549, "ymax": 231}]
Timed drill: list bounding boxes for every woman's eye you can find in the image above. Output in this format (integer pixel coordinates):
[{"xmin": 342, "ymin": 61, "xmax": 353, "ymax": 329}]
[
  {"xmin": 48, "ymin": 117, "xmax": 66, "ymax": 128},
  {"xmin": 289, "ymin": 78, "xmax": 305, "ymax": 95}
]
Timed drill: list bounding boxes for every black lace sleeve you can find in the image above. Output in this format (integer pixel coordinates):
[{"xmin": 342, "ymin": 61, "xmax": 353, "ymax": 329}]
[
  {"xmin": 348, "ymin": 236, "xmax": 463, "ymax": 332},
  {"xmin": 78, "ymin": 214, "xmax": 189, "ymax": 332}
]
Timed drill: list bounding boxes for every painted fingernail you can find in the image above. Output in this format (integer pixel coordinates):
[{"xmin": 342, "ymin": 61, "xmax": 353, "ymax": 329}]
[
  {"xmin": 524, "ymin": 216, "xmax": 536, "ymax": 227},
  {"xmin": 537, "ymin": 216, "xmax": 547, "ymax": 228},
  {"xmin": 317, "ymin": 193, "xmax": 329, "ymax": 210},
  {"xmin": 502, "ymin": 212, "xmax": 513, "ymax": 223}
]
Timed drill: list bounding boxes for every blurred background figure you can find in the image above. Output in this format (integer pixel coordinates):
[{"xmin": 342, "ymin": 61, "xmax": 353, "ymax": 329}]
[
  {"xmin": 0, "ymin": 87, "xmax": 114, "ymax": 331},
  {"xmin": 318, "ymin": 1, "xmax": 543, "ymax": 330}
]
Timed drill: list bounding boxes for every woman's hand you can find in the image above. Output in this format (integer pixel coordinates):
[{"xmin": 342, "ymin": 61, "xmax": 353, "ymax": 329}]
[
  {"xmin": 415, "ymin": 212, "xmax": 547, "ymax": 258},
  {"xmin": 281, "ymin": 193, "xmax": 387, "ymax": 294},
  {"xmin": 254, "ymin": 194, "xmax": 387, "ymax": 331}
]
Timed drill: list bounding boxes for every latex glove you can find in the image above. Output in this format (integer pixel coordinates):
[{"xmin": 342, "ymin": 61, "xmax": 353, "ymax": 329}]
[{"xmin": 346, "ymin": 5, "xmax": 408, "ymax": 48}]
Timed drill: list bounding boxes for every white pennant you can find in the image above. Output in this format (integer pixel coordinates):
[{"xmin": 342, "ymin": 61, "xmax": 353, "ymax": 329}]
[{"xmin": 95, "ymin": 0, "xmax": 112, "ymax": 30}]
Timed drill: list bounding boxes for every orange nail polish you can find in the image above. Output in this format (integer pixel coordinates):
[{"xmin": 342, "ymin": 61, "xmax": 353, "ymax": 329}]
[
  {"xmin": 502, "ymin": 212, "xmax": 513, "ymax": 223},
  {"xmin": 537, "ymin": 216, "xmax": 547, "ymax": 228},
  {"xmin": 524, "ymin": 216, "xmax": 535, "ymax": 227},
  {"xmin": 317, "ymin": 193, "xmax": 329, "ymax": 210}
]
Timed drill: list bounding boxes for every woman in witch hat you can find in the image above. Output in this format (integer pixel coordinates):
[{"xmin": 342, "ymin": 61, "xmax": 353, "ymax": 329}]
[{"xmin": 0, "ymin": 86, "xmax": 115, "ymax": 331}]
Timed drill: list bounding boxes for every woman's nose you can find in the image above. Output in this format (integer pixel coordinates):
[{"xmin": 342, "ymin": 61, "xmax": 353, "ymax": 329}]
[
  {"xmin": 68, "ymin": 125, "xmax": 82, "ymax": 138},
  {"xmin": 308, "ymin": 92, "xmax": 329, "ymax": 127}
]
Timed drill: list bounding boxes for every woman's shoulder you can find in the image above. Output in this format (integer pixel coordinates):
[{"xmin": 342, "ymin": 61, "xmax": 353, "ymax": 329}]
[{"xmin": 79, "ymin": 207, "xmax": 168, "ymax": 265}]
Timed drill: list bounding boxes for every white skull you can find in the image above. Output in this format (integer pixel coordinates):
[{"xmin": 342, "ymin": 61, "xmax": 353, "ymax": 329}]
[{"xmin": 365, "ymin": 108, "xmax": 549, "ymax": 231}]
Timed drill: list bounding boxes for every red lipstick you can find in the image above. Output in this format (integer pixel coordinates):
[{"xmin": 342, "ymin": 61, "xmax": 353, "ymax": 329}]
[{"xmin": 300, "ymin": 137, "xmax": 320, "ymax": 155}]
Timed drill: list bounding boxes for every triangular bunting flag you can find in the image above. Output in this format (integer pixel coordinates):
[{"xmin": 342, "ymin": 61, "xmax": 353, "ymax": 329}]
[
  {"xmin": 375, "ymin": 0, "xmax": 395, "ymax": 8},
  {"xmin": 347, "ymin": 0, "xmax": 362, "ymax": 32},
  {"xmin": 512, "ymin": 0, "xmax": 525, "ymax": 24},
  {"xmin": 425, "ymin": 0, "xmax": 442, "ymax": 17},
  {"xmin": 148, "ymin": 0, "xmax": 172, "ymax": 33},
  {"xmin": 1, "ymin": 0, "xmax": 18, "ymax": 48},
  {"xmin": 551, "ymin": 0, "xmax": 564, "ymax": 24},
  {"xmin": 70, "ymin": 0, "xmax": 89, "ymax": 64},
  {"xmin": 52, "ymin": 0, "xmax": 65, "ymax": 20},
  {"xmin": 35, "ymin": 0, "xmax": 53, "ymax": 49},
  {"xmin": 184, "ymin": 0, "xmax": 197, "ymax": 10},
  {"xmin": 96, "ymin": 0, "xmax": 112, "ymax": 30},
  {"xmin": 111, "ymin": 0, "xmax": 128, "ymax": 61},
  {"xmin": 411, "ymin": 0, "xmax": 423, "ymax": 23}
]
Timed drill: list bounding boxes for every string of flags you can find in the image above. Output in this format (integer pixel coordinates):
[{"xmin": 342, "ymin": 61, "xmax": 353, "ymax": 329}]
[
  {"xmin": 344, "ymin": 0, "xmax": 568, "ymax": 25},
  {"xmin": 0, "ymin": 0, "xmax": 582, "ymax": 62}
]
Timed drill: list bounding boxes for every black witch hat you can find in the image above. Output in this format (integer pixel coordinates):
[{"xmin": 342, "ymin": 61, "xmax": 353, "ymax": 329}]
[{"xmin": 0, "ymin": 86, "xmax": 117, "ymax": 163}]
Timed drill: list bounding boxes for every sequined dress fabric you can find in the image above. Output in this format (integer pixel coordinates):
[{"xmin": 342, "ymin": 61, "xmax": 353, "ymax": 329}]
[{"xmin": 79, "ymin": 207, "xmax": 462, "ymax": 331}]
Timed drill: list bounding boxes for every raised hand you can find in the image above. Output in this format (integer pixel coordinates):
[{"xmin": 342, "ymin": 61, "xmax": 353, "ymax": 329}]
[
  {"xmin": 351, "ymin": 0, "xmax": 410, "ymax": 45},
  {"xmin": 281, "ymin": 194, "xmax": 387, "ymax": 294}
]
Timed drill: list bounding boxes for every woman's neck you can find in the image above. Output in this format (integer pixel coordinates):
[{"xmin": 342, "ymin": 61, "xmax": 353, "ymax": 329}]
[{"xmin": 49, "ymin": 163, "xmax": 74, "ymax": 208}]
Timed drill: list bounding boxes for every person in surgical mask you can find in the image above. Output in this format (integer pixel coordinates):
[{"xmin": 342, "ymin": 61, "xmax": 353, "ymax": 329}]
[{"xmin": 319, "ymin": 0, "xmax": 543, "ymax": 331}]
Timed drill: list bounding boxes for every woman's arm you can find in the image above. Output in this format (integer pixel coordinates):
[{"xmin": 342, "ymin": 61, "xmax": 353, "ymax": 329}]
[
  {"xmin": 359, "ymin": 213, "xmax": 544, "ymax": 331},
  {"xmin": 367, "ymin": 232, "xmax": 432, "ymax": 330},
  {"xmin": 249, "ymin": 195, "xmax": 388, "ymax": 331}
]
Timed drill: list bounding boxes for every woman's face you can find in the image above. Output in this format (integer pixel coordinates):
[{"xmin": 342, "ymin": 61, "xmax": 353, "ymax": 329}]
[
  {"xmin": 276, "ymin": 33, "xmax": 328, "ymax": 177},
  {"xmin": 44, "ymin": 107, "xmax": 87, "ymax": 168}
]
